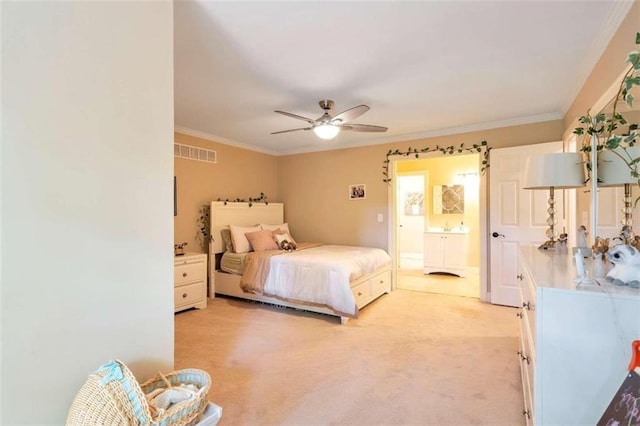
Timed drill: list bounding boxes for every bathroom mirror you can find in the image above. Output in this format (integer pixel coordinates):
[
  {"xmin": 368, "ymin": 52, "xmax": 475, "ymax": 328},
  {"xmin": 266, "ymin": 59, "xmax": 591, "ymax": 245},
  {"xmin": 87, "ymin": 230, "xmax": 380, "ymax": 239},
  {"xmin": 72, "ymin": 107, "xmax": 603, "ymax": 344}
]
[{"xmin": 576, "ymin": 76, "xmax": 640, "ymax": 244}]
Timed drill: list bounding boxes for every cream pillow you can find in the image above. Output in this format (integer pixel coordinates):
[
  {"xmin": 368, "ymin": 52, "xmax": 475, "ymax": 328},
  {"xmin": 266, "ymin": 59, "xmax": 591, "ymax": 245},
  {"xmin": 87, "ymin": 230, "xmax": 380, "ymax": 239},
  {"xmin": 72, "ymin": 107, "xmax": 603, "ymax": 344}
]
[
  {"xmin": 261, "ymin": 223, "xmax": 295, "ymax": 242},
  {"xmin": 274, "ymin": 232, "xmax": 296, "ymax": 248},
  {"xmin": 229, "ymin": 224, "xmax": 261, "ymax": 253}
]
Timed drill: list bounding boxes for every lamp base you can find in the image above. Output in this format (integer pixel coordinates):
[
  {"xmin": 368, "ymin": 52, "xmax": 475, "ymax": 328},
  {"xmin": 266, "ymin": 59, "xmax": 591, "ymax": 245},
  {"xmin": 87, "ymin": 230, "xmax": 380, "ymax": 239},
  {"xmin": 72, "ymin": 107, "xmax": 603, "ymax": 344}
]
[{"xmin": 538, "ymin": 240, "xmax": 556, "ymax": 250}]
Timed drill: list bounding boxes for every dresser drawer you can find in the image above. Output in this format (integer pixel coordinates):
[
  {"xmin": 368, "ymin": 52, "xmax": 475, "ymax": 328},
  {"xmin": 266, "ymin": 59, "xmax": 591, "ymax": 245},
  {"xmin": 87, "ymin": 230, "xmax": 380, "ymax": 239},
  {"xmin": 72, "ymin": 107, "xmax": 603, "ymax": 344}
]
[
  {"xmin": 174, "ymin": 282, "xmax": 205, "ymax": 311},
  {"xmin": 174, "ymin": 262, "xmax": 205, "ymax": 286},
  {"xmin": 520, "ymin": 271, "xmax": 536, "ymax": 344}
]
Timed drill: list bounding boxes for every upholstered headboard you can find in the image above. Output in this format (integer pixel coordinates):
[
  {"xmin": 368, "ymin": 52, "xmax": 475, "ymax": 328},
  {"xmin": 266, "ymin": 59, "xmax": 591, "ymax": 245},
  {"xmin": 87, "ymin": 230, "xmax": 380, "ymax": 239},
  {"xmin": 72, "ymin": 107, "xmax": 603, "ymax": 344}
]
[{"xmin": 209, "ymin": 201, "xmax": 284, "ymax": 254}]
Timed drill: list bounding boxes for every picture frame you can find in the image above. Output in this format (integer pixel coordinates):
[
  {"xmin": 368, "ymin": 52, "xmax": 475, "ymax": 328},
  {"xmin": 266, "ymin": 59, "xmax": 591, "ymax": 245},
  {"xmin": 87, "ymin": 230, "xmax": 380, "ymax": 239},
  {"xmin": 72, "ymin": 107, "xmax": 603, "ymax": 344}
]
[
  {"xmin": 349, "ymin": 184, "xmax": 366, "ymax": 200},
  {"xmin": 433, "ymin": 184, "xmax": 464, "ymax": 214}
]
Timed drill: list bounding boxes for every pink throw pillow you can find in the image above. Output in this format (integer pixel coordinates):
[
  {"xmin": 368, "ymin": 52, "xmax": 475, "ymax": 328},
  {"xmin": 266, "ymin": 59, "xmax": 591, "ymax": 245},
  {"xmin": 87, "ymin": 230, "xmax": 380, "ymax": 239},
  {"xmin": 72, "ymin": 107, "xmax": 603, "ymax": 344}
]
[{"xmin": 245, "ymin": 230, "xmax": 279, "ymax": 252}]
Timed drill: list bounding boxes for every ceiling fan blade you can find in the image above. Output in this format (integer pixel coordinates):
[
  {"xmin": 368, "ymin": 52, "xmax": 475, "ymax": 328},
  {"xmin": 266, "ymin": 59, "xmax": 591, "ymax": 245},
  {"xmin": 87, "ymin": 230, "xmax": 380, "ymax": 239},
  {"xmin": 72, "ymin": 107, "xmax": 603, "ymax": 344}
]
[
  {"xmin": 341, "ymin": 123, "xmax": 388, "ymax": 132},
  {"xmin": 331, "ymin": 105, "xmax": 370, "ymax": 124},
  {"xmin": 275, "ymin": 110, "xmax": 315, "ymax": 125},
  {"xmin": 270, "ymin": 127, "xmax": 312, "ymax": 135}
]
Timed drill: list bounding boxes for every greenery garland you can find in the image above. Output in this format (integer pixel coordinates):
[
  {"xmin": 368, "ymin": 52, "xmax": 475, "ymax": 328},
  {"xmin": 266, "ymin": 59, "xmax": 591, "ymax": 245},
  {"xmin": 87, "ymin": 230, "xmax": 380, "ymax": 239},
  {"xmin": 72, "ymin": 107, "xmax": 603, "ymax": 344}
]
[
  {"xmin": 382, "ymin": 140, "xmax": 491, "ymax": 183},
  {"xmin": 216, "ymin": 192, "xmax": 268, "ymax": 207}
]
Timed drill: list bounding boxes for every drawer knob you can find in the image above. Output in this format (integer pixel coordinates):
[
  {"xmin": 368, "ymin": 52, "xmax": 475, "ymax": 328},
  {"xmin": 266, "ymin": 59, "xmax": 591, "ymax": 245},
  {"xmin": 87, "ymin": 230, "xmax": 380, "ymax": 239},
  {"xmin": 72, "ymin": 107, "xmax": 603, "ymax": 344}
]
[
  {"xmin": 516, "ymin": 312, "xmax": 523, "ymax": 318},
  {"xmin": 523, "ymin": 410, "xmax": 530, "ymax": 419},
  {"xmin": 182, "ymin": 293, "xmax": 187, "ymax": 298},
  {"xmin": 182, "ymin": 272, "xmax": 187, "ymax": 278},
  {"xmin": 522, "ymin": 301, "xmax": 532, "ymax": 310},
  {"xmin": 516, "ymin": 274, "xmax": 523, "ymax": 280},
  {"xmin": 358, "ymin": 292, "xmax": 363, "ymax": 296}
]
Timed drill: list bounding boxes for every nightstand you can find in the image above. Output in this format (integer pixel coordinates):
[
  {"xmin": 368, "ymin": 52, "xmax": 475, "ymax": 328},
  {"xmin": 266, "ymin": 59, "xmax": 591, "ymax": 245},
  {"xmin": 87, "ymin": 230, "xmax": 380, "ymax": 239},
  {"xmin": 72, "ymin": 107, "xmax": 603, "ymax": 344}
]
[{"xmin": 174, "ymin": 252, "xmax": 207, "ymax": 312}]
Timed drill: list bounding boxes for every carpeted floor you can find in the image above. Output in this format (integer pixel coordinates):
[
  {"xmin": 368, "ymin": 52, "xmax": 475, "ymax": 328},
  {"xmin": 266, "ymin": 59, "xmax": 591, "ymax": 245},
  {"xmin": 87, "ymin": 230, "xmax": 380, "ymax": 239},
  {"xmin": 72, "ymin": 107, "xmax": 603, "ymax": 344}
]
[
  {"xmin": 175, "ymin": 290, "xmax": 523, "ymax": 426},
  {"xmin": 396, "ymin": 268, "xmax": 480, "ymax": 299}
]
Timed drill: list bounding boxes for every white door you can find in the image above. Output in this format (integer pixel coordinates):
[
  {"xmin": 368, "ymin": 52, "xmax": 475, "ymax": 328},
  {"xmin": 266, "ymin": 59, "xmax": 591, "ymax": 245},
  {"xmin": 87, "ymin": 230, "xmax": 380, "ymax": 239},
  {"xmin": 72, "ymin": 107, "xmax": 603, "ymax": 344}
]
[
  {"xmin": 489, "ymin": 141, "xmax": 564, "ymax": 307},
  {"xmin": 397, "ymin": 174, "xmax": 426, "ymax": 269}
]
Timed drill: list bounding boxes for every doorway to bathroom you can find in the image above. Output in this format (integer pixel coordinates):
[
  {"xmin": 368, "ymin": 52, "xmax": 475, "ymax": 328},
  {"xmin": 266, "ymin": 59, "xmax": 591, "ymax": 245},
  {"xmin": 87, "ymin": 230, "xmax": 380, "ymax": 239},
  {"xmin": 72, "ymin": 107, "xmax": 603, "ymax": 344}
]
[{"xmin": 394, "ymin": 154, "xmax": 481, "ymax": 299}]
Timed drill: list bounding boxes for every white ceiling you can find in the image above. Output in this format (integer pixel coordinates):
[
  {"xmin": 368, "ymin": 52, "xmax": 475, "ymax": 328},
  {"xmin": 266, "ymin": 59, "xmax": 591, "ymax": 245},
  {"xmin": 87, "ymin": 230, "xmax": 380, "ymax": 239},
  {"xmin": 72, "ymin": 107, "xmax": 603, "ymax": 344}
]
[{"xmin": 174, "ymin": 1, "xmax": 633, "ymax": 155}]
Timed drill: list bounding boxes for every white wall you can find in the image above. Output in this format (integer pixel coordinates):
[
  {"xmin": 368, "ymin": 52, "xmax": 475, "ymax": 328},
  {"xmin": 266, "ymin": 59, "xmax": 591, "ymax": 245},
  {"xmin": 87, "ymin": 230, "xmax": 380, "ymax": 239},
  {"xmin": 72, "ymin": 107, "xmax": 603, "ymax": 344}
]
[{"xmin": 1, "ymin": 2, "xmax": 174, "ymax": 423}]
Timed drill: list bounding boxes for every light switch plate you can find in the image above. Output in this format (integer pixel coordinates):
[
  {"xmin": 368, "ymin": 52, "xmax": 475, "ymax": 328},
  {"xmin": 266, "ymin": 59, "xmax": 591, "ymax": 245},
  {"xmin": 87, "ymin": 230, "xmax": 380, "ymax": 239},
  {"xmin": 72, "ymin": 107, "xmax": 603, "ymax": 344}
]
[{"xmin": 377, "ymin": 213, "xmax": 384, "ymax": 223}]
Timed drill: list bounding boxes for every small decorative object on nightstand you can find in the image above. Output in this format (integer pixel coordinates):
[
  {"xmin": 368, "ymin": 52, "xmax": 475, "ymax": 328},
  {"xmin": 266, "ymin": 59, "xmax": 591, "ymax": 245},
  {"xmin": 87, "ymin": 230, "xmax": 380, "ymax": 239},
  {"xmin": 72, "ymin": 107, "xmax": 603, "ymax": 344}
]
[
  {"xmin": 174, "ymin": 252, "xmax": 207, "ymax": 312},
  {"xmin": 174, "ymin": 242, "xmax": 188, "ymax": 256}
]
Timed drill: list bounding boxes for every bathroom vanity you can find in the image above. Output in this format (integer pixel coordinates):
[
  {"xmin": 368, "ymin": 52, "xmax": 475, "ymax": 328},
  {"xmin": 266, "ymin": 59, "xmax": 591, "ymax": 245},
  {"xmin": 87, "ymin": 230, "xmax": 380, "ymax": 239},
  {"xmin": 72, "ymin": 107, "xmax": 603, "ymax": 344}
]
[{"xmin": 423, "ymin": 228, "xmax": 468, "ymax": 277}]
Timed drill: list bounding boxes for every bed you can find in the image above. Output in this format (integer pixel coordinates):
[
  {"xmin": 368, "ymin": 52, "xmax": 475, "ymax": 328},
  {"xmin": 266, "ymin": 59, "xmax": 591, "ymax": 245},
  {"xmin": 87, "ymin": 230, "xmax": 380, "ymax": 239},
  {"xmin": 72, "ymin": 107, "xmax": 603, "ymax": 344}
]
[{"xmin": 208, "ymin": 201, "xmax": 392, "ymax": 324}]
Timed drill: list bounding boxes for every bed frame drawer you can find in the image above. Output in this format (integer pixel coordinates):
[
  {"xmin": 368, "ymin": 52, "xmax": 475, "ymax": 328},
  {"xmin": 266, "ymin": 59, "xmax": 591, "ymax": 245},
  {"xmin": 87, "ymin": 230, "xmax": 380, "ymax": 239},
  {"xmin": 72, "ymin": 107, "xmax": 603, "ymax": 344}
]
[
  {"xmin": 371, "ymin": 271, "xmax": 391, "ymax": 295},
  {"xmin": 351, "ymin": 268, "xmax": 391, "ymax": 308},
  {"xmin": 352, "ymin": 281, "xmax": 370, "ymax": 307}
]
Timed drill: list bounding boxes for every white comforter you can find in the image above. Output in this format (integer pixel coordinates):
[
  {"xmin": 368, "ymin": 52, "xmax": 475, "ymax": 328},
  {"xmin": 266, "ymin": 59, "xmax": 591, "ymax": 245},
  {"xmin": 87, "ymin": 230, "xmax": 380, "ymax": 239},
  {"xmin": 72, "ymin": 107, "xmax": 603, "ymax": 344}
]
[{"xmin": 263, "ymin": 245, "xmax": 392, "ymax": 316}]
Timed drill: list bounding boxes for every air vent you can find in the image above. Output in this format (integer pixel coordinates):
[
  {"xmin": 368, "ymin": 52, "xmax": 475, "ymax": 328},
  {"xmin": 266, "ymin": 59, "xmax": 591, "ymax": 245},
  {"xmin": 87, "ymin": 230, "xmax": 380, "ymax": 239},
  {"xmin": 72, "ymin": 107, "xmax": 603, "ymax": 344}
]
[{"xmin": 174, "ymin": 143, "xmax": 217, "ymax": 164}]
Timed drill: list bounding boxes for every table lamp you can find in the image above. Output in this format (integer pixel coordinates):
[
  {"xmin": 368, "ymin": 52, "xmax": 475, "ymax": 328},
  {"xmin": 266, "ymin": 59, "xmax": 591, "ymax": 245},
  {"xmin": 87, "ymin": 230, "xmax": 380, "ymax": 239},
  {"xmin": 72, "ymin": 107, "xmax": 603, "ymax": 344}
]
[
  {"xmin": 524, "ymin": 152, "xmax": 586, "ymax": 250},
  {"xmin": 598, "ymin": 147, "xmax": 640, "ymax": 243}
]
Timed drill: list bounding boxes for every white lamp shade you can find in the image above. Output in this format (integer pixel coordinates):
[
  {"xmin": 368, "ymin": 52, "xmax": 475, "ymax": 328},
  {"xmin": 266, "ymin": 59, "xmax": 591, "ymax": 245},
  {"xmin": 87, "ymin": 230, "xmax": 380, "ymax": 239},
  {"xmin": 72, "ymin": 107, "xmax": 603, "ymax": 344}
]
[
  {"xmin": 523, "ymin": 152, "xmax": 586, "ymax": 189},
  {"xmin": 598, "ymin": 147, "xmax": 640, "ymax": 186},
  {"xmin": 313, "ymin": 124, "xmax": 340, "ymax": 140}
]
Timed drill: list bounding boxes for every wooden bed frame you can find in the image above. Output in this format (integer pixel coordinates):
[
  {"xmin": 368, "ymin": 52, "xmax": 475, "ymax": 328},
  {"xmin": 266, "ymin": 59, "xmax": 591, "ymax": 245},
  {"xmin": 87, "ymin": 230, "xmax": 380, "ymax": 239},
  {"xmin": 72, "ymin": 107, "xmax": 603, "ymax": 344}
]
[{"xmin": 207, "ymin": 201, "xmax": 391, "ymax": 324}]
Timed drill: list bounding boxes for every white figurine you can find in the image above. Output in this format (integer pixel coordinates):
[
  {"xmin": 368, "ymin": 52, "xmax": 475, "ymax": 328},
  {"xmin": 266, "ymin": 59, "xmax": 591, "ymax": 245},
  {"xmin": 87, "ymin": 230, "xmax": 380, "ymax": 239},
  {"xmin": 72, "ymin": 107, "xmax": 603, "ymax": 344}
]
[
  {"xmin": 577, "ymin": 225, "xmax": 588, "ymax": 248},
  {"xmin": 592, "ymin": 252, "xmax": 606, "ymax": 278},
  {"xmin": 605, "ymin": 244, "xmax": 640, "ymax": 288}
]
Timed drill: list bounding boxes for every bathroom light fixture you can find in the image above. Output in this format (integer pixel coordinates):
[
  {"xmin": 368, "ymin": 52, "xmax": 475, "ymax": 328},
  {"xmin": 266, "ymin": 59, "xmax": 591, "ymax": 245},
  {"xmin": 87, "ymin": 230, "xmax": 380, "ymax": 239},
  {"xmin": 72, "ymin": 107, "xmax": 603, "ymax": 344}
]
[
  {"xmin": 524, "ymin": 152, "xmax": 586, "ymax": 250},
  {"xmin": 313, "ymin": 123, "xmax": 340, "ymax": 140}
]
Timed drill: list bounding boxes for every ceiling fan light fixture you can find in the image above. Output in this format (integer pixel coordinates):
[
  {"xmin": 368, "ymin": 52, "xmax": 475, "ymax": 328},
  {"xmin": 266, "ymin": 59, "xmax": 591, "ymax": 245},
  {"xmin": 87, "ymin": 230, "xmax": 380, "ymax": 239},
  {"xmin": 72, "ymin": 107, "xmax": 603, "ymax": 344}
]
[{"xmin": 313, "ymin": 123, "xmax": 340, "ymax": 140}]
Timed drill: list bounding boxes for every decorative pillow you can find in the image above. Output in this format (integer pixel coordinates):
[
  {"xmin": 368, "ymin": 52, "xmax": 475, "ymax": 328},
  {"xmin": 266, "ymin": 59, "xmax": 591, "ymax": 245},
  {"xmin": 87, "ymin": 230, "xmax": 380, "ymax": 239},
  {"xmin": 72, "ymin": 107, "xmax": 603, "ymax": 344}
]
[
  {"xmin": 270, "ymin": 227, "xmax": 297, "ymax": 244},
  {"xmin": 220, "ymin": 228, "xmax": 234, "ymax": 252},
  {"xmin": 274, "ymin": 232, "xmax": 297, "ymax": 249},
  {"xmin": 261, "ymin": 223, "xmax": 292, "ymax": 237},
  {"xmin": 229, "ymin": 224, "xmax": 261, "ymax": 253},
  {"xmin": 245, "ymin": 230, "xmax": 279, "ymax": 252}
]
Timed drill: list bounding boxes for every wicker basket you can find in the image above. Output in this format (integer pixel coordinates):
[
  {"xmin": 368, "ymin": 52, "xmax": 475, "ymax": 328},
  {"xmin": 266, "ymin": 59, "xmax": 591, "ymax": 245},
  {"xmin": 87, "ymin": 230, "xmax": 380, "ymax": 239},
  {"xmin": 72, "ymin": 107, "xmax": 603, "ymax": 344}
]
[{"xmin": 66, "ymin": 359, "xmax": 211, "ymax": 426}]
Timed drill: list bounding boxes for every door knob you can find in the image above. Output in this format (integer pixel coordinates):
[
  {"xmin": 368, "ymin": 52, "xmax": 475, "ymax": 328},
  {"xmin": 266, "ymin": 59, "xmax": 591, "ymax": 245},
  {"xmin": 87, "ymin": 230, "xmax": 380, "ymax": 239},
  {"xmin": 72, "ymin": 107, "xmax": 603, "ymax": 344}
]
[{"xmin": 492, "ymin": 232, "xmax": 505, "ymax": 238}]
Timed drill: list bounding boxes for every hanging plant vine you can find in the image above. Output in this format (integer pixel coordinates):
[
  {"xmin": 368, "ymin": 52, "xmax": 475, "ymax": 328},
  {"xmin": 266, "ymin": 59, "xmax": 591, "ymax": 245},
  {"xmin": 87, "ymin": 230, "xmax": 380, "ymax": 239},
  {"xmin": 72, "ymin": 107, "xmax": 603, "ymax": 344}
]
[
  {"xmin": 382, "ymin": 140, "xmax": 491, "ymax": 183},
  {"xmin": 216, "ymin": 192, "xmax": 268, "ymax": 207}
]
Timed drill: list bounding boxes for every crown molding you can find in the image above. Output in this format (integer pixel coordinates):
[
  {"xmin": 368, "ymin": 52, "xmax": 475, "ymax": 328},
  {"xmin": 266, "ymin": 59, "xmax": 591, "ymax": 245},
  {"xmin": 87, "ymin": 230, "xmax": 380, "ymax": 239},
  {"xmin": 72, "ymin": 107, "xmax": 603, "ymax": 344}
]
[
  {"xmin": 560, "ymin": 0, "xmax": 635, "ymax": 115},
  {"xmin": 177, "ymin": 112, "xmax": 562, "ymax": 157}
]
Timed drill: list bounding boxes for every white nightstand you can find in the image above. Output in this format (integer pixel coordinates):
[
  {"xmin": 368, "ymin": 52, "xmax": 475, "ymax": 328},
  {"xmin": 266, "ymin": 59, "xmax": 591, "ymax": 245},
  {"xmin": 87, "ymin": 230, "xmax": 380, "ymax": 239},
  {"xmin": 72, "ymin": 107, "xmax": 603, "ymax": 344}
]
[{"xmin": 174, "ymin": 252, "xmax": 207, "ymax": 312}]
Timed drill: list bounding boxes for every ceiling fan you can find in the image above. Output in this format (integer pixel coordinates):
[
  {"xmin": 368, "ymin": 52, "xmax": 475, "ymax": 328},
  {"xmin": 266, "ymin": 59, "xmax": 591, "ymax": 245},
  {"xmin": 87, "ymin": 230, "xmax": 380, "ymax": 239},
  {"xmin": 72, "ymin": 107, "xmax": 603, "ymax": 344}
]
[{"xmin": 271, "ymin": 100, "xmax": 388, "ymax": 140}]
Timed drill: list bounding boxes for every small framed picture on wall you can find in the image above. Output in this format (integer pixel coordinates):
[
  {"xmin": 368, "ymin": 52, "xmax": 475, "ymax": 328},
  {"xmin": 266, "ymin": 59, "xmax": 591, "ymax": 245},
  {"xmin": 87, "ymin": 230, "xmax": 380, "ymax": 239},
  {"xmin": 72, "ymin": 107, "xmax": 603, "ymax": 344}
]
[{"xmin": 349, "ymin": 184, "xmax": 366, "ymax": 200}]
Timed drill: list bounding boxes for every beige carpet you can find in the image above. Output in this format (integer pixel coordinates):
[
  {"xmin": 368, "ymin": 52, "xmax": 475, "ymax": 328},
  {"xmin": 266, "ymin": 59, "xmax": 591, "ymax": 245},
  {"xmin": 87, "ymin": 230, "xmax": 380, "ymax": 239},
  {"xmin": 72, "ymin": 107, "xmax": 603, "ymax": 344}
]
[
  {"xmin": 397, "ymin": 268, "xmax": 480, "ymax": 299},
  {"xmin": 175, "ymin": 290, "xmax": 523, "ymax": 426}
]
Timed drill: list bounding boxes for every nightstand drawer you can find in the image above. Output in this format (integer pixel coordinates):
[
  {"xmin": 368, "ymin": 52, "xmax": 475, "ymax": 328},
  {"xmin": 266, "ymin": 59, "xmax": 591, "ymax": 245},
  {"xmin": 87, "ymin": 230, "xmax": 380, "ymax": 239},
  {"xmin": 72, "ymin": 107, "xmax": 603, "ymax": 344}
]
[
  {"xmin": 174, "ymin": 282, "xmax": 205, "ymax": 310},
  {"xmin": 174, "ymin": 262, "xmax": 204, "ymax": 285}
]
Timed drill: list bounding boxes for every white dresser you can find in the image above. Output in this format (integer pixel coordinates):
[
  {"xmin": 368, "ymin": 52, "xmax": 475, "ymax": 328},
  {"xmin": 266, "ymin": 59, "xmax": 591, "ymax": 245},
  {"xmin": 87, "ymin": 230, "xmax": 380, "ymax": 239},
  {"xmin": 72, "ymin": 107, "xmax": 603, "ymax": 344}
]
[
  {"xmin": 517, "ymin": 245, "xmax": 640, "ymax": 425},
  {"xmin": 174, "ymin": 252, "xmax": 207, "ymax": 312},
  {"xmin": 423, "ymin": 230, "xmax": 468, "ymax": 277}
]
